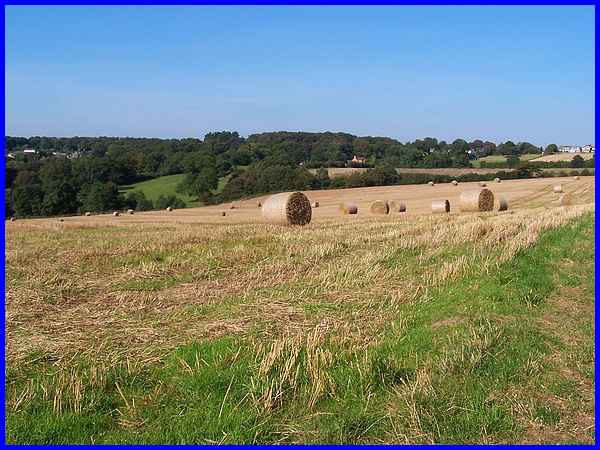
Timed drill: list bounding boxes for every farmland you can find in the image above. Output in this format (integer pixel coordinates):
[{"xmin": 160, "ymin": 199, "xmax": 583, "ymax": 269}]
[
  {"xmin": 531, "ymin": 153, "xmax": 595, "ymax": 163},
  {"xmin": 5, "ymin": 176, "xmax": 595, "ymax": 444}
]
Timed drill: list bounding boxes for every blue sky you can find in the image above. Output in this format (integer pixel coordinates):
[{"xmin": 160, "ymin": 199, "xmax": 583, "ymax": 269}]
[{"xmin": 5, "ymin": 6, "xmax": 595, "ymax": 146}]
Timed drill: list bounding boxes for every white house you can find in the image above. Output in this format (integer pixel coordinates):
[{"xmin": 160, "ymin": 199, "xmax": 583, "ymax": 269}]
[{"xmin": 581, "ymin": 144, "xmax": 595, "ymax": 153}]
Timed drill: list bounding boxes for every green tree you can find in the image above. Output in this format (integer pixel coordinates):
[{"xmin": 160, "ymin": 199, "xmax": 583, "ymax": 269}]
[
  {"xmin": 544, "ymin": 144, "xmax": 558, "ymax": 155},
  {"xmin": 571, "ymin": 155, "xmax": 585, "ymax": 168},
  {"xmin": 507, "ymin": 154, "xmax": 521, "ymax": 168},
  {"xmin": 77, "ymin": 182, "xmax": 121, "ymax": 213}
]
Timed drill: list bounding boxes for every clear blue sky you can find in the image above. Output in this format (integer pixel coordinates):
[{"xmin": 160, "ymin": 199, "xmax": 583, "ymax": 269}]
[{"xmin": 5, "ymin": 6, "xmax": 595, "ymax": 146}]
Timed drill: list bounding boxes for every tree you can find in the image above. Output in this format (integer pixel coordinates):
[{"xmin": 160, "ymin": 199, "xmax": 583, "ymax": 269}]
[
  {"xmin": 571, "ymin": 155, "xmax": 585, "ymax": 168},
  {"xmin": 544, "ymin": 144, "xmax": 558, "ymax": 155},
  {"xmin": 77, "ymin": 182, "xmax": 121, "ymax": 213},
  {"xmin": 507, "ymin": 154, "xmax": 521, "ymax": 168}
]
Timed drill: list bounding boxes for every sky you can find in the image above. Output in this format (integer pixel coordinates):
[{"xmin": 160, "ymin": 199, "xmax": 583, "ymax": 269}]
[{"xmin": 4, "ymin": 6, "xmax": 595, "ymax": 146}]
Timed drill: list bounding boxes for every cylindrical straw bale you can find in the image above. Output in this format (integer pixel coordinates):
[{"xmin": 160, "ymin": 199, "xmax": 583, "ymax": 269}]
[
  {"xmin": 85, "ymin": 212, "xmax": 91, "ymax": 217},
  {"xmin": 574, "ymin": 176, "xmax": 580, "ymax": 180},
  {"xmin": 312, "ymin": 201, "xmax": 319, "ymax": 208},
  {"xmin": 498, "ymin": 197, "xmax": 509, "ymax": 211},
  {"xmin": 262, "ymin": 192, "xmax": 312, "ymax": 225},
  {"xmin": 428, "ymin": 181, "xmax": 434, "ymax": 186},
  {"xmin": 257, "ymin": 202, "xmax": 262, "ymax": 208},
  {"xmin": 113, "ymin": 211, "xmax": 120, "ymax": 217},
  {"xmin": 432, "ymin": 199, "xmax": 450, "ymax": 213},
  {"xmin": 388, "ymin": 200, "xmax": 407, "ymax": 213},
  {"xmin": 479, "ymin": 182, "xmax": 487, "ymax": 187},
  {"xmin": 370, "ymin": 200, "xmax": 389, "ymax": 215},
  {"xmin": 494, "ymin": 177, "xmax": 501, "ymax": 183},
  {"xmin": 166, "ymin": 206, "xmax": 173, "ymax": 212},
  {"xmin": 459, "ymin": 188, "xmax": 494, "ymax": 212},
  {"xmin": 452, "ymin": 180, "xmax": 458, "ymax": 186},
  {"xmin": 559, "ymin": 193, "xmax": 572, "ymax": 206},
  {"xmin": 221, "ymin": 211, "xmax": 226, "ymax": 216},
  {"xmin": 553, "ymin": 185, "xmax": 563, "ymax": 193},
  {"xmin": 127, "ymin": 209, "xmax": 134, "ymax": 215},
  {"xmin": 339, "ymin": 202, "xmax": 358, "ymax": 215}
]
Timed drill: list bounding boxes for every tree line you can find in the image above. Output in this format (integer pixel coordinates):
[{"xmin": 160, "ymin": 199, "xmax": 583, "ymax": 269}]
[{"xmin": 5, "ymin": 132, "xmax": 592, "ymax": 218}]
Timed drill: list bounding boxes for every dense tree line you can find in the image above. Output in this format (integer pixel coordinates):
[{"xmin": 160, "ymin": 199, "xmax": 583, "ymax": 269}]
[{"xmin": 5, "ymin": 132, "xmax": 592, "ymax": 218}]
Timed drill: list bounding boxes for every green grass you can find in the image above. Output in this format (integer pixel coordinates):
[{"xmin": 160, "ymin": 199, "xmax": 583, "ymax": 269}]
[
  {"xmin": 120, "ymin": 173, "xmax": 231, "ymax": 208},
  {"xmin": 6, "ymin": 213, "xmax": 595, "ymax": 444}
]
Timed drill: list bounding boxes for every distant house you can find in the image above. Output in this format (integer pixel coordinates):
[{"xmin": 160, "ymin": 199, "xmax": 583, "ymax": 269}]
[
  {"xmin": 581, "ymin": 144, "xmax": 595, "ymax": 153},
  {"xmin": 558, "ymin": 145, "xmax": 594, "ymax": 153},
  {"xmin": 350, "ymin": 155, "xmax": 367, "ymax": 164},
  {"xmin": 22, "ymin": 148, "xmax": 37, "ymax": 154}
]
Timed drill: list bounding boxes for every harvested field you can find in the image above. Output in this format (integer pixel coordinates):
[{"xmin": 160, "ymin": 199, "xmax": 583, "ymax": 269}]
[
  {"xmin": 5, "ymin": 175, "xmax": 595, "ymax": 444},
  {"xmin": 310, "ymin": 167, "xmax": 515, "ymax": 178},
  {"xmin": 532, "ymin": 153, "xmax": 595, "ymax": 162}
]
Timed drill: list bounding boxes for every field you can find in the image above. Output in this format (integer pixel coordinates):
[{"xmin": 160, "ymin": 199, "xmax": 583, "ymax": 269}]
[
  {"xmin": 310, "ymin": 167, "xmax": 514, "ymax": 178},
  {"xmin": 471, "ymin": 153, "xmax": 540, "ymax": 167},
  {"xmin": 120, "ymin": 174, "xmax": 199, "ymax": 207},
  {"xmin": 5, "ymin": 176, "xmax": 595, "ymax": 444},
  {"xmin": 531, "ymin": 153, "xmax": 595, "ymax": 163}
]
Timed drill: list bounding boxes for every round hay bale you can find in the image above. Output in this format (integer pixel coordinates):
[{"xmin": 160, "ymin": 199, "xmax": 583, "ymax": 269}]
[
  {"xmin": 553, "ymin": 185, "xmax": 563, "ymax": 193},
  {"xmin": 262, "ymin": 192, "xmax": 312, "ymax": 226},
  {"xmin": 452, "ymin": 180, "xmax": 458, "ymax": 186},
  {"xmin": 257, "ymin": 201, "xmax": 262, "ymax": 208},
  {"xmin": 113, "ymin": 211, "xmax": 120, "ymax": 217},
  {"xmin": 428, "ymin": 181, "xmax": 434, "ymax": 186},
  {"xmin": 459, "ymin": 188, "xmax": 494, "ymax": 212},
  {"xmin": 494, "ymin": 177, "xmax": 501, "ymax": 183},
  {"xmin": 85, "ymin": 212, "xmax": 91, "ymax": 217},
  {"xmin": 574, "ymin": 175, "xmax": 580, "ymax": 180},
  {"xmin": 432, "ymin": 199, "xmax": 450, "ymax": 213},
  {"xmin": 9, "ymin": 217, "xmax": 15, "ymax": 222},
  {"xmin": 312, "ymin": 201, "xmax": 319, "ymax": 208},
  {"xmin": 59, "ymin": 218, "xmax": 64, "ymax": 222},
  {"xmin": 559, "ymin": 193, "xmax": 572, "ymax": 206},
  {"xmin": 388, "ymin": 200, "xmax": 407, "ymax": 213},
  {"xmin": 339, "ymin": 202, "xmax": 358, "ymax": 215},
  {"xmin": 479, "ymin": 182, "xmax": 487, "ymax": 187},
  {"xmin": 221, "ymin": 211, "xmax": 226, "ymax": 217},
  {"xmin": 166, "ymin": 206, "xmax": 173, "ymax": 212},
  {"xmin": 229, "ymin": 203, "xmax": 237, "ymax": 209},
  {"xmin": 370, "ymin": 200, "xmax": 389, "ymax": 215},
  {"xmin": 498, "ymin": 196, "xmax": 509, "ymax": 211},
  {"xmin": 127, "ymin": 209, "xmax": 134, "ymax": 215}
]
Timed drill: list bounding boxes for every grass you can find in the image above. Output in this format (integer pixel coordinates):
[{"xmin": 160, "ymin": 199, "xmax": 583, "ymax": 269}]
[
  {"xmin": 5, "ymin": 204, "xmax": 595, "ymax": 444},
  {"xmin": 471, "ymin": 153, "xmax": 540, "ymax": 167},
  {"xmin": 120, "ymin": 173, "xmax": 230, "ymax": 208}
]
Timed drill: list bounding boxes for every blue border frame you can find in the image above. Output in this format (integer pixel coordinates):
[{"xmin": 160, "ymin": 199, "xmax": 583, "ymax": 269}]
[{"xmin": 1, "ymin": 2, "xmax": 597, "ymax": 448}]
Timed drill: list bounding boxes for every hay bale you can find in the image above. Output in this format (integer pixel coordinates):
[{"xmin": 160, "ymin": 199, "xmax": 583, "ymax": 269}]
[
  {"xmin": 498, "ymin": 196, "xmax": 509, "ymax": 211},
  {"xmin": 221, "ymin": 211, "xmax": 226, "ymax": 217},
  {"xmin": 257, "ymin": 201, "xmax": 262, "ymax": 208},
  {"xmin": 559, "ymin": 193, "xmax": 572, "ymax": 206},
  {"xmin": 127, "ymin": 209, "xmax": 134, "ymax": 215},
  {"xmin": 9, "ymin": 217, "xmax": 15, "ymax": 222},
  {"xmin": 59, "ymin": 218, "xmax": 64, "ymax": 222},
  {"xmin": 339, "ymin": 202, "xmax": 358, "ymax": 215},
  {"xmin": 388, "ymin": 200, "xmax": 406, "ymax": 213},
  {"xmin": 428, "ymin": 181, "xmax": 434, "ymax": 186},
  {"xmin": 85, "ymin": 212, "xmax": 91, "ymax": 217},
  {"xmin": 262, "ymin": 191, "xmax": 312, "ymax": 225},
  {"xmin": 113, "ymin": 211, "xmax": 120, "ymax": 217},
  {"xmin": 574, "ymin": 175, "xmax": 580, "ymax": 180},
  {"xmin": 553, "ymin": 185, "xmax": 563, "ymax": 193},
  {"xmin": 370, "ymin": 200, "xmax": 389, "ymax": 215},
  {"xmin": 494, "ymin": 177, "xmax": 501, "ymax": 183},
  {"xmin": 229, "ymin": 203, "xmax": 237, "ymax": 209},
  {"xmin": 166, "ymin": 206, "xmax": 173, "ymax": 212},
  {"xmin": 452, "ymin": 180, "xmax": 458, "ymax": 186},
  {"xmin": 479, "ymin": 182, "xmax": 487, "ymax": 187},
  {"xmin": 312, "ymin": 201, "xmax": 319, "ymax": 208},
  {"xmin": 459, "ymin": 188, "xmax": 494, "ymax": 212},
  {"xmin": 431, "ymin": 199, "xmax": 450, "ymax": 213}
]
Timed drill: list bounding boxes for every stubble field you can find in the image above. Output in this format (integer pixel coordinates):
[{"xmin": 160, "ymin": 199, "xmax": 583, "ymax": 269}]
[{"xmin": 5, "ymin": 176, "xmax": 595, "ymax": 444}]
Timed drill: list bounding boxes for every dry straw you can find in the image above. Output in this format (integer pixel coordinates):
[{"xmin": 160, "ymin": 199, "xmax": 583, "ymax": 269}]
[
  {"xmin": 339, "ymin": 202, "xmax": 358, "ymax": 215},
  {"xmin": 312, "ymin": 201, "xmax": 320, "ymax": 208},
  {"xmin": 113, "ymin": 211, "xmax": 120, "ymax": 217},
  {"xmin": 553, "ymin": 185, "xmax": 563, "ymax": 193},
  {"xmin": 452, "ymin": 180, "xmax": 458, "ymax": 186},
  {"xmin": 494, "ymin": 177, "xmax": 501, "ymax": 183},
  {"xmin": 559, "ymin": 193, "xmax": 572, "ymax": 206},
  {"xmin": 574, "ymin": 176, "xmax": 580, "ymax": 180},
  {"xmin": 388, "ymin": 200, "xmax": 407, "ymax": 213},
  {"xmin": 370, "ymin": 200, "xmax": 389, "ymax": 215},
  {"xmin": 498, "ymin": 196, "xmax": 509, "ymax": 211},
  {"xmin": 428, "ymin": 181, "xmax": 435, "ymax": 186},
  {"xmin": 127, "ymin": 209, "xmax": 134, "ymax": 215},
  {"xmin": 262, "ymin": 191, "xmax": 312, "ymax": 225},
  {"xmin": 85, "ymin": 212, "xmax": 91, "ymax": 217},
  {"xmin": 432, "ymin": 199, "xmax": 450, "ymax": 213},
  {"xmin": 460, "ymin": 188, "xmax": 494, "ymax": 212}
]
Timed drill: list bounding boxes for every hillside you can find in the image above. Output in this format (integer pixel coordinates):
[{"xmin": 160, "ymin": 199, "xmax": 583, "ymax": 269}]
[
  {"xmin": 531, "ymin": 152, "xmax": 595, "ymax": 163},
  {"xmin": 5, "ymin": 176, "xmax": 595, "ymax": 444}
]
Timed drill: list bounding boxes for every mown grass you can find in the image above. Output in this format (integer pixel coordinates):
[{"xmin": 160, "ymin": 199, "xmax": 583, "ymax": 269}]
[
  {"xmin": 5, "ymin": 211, "xmax": 594, "ymax": 444},
  {"xmin": 471, "ymin": 153, "xmax": 540, "ymax": 167}
]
